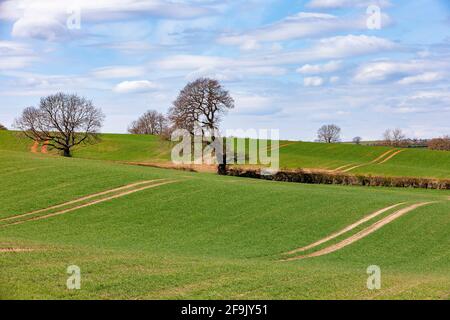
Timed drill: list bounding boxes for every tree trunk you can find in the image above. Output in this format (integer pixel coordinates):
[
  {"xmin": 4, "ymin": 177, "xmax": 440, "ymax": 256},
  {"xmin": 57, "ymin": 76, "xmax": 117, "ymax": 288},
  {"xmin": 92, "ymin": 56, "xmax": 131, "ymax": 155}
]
[{"xmin": 63, "ymin": 147, "xmax": 71, "ymax": 157}]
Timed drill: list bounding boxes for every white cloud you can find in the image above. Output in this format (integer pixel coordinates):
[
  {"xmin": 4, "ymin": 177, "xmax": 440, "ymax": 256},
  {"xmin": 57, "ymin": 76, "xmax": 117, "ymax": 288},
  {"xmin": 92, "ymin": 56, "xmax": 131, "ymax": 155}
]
[
  {"xmin": 329, "ymin": 76, "xmax": 340, "ymax": 84},
  {"xmin": 307, "ymin": 0, "xmax": 391, "ymax": 9},
  {"xmin": 398, "ymin": 72, "xmax": 444, "ymax": 85},
  {"xmin": 304, "ymin": 77, "xmax": 324, "ymax": 87},
  {"xmin": 297, "ymin": 60, "xmax": 342, "ymax": 74},
  {"xmin": 1, "ymin": 0, "xmax": 215, "ymax": 40},
  {"xmin": 0, "ymin": 41, "xmax": 35, "ymax": 70},
  {"xmin": 232, "ymin": 94, "xmax": 281, "ymax": 116},
  {"xmin": 113, "ymin": 80, "xmax": 158, "ymax": 93},
  {"xmin": 12, "ymin": 15, "xmax": 69, "ymax": 41},
  {"xmin": 158, "ymin": 35, "xmax": 397, "ymax": 72},
  {"xmin": 354, "ymin": 60, "xmax": 449, "ymax": 84},
  {"xmin": 92, "ymin": 66, "xmax": 146, "ymax": 79},
  {"xmin": 186, "ymin": 66, "xmax": 287, "ymax": 81},
  {"xmin": 218, "ymin": 12, "xmax": 365, "ymax": 49}
]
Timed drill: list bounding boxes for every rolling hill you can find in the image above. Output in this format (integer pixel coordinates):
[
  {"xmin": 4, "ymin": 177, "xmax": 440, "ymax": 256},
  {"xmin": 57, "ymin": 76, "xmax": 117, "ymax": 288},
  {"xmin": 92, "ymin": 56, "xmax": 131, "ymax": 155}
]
[
  {"xmin": 0, "ymin": 148, "xmax": 449, "ymax": 299},
  {"xmin": 1, "ymin": 130, "xmax": 449, "ymax": 179}
]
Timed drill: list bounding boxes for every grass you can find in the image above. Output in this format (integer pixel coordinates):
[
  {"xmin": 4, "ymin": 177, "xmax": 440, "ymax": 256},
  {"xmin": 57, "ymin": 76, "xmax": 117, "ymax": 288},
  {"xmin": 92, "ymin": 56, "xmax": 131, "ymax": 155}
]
[
  {"xmin": 1, "ymin": 130, "xmax": 449, "ymax": 179},
  {"xmin": 0, "ymin": 150, "xmax": 449, "ymax": 299}
]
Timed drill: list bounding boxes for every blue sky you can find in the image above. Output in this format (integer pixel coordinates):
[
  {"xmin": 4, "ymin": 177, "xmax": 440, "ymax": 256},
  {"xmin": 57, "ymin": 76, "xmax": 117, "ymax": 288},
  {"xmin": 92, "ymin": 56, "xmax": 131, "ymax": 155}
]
[{"xmin": 0, "ymin": 0, "xmax": 449, "ymax": 140}]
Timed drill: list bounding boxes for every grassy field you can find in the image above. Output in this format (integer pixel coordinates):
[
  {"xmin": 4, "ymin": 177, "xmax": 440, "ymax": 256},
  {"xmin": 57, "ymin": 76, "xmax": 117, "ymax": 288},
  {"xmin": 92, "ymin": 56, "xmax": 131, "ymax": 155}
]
[
  {"xmin": 0, "ymin": 149, "xmax": 449, "ymax": 299},
  {"xmin": 1, "ymin": 130, "xmax": 449, "ymax": 179}
]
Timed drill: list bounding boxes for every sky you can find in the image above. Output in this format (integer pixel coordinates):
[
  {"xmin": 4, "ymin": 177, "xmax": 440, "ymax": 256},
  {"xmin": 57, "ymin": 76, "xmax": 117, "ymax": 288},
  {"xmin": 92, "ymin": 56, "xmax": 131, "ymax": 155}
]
[{"xmin": 0, "ymin": 0, "xmax": 450, "ymax": 141}]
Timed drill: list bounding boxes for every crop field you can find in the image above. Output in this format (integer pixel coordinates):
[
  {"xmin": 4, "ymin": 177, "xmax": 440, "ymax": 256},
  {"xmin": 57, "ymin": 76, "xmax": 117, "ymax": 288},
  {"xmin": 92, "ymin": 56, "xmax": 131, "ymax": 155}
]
[
  {"xmin": 0, "ymin": 145, "xmax": 449, "ymax": 299},
  {"xmin": 2, "ymin": 131, "xmax": 449, "ymax": 180}
]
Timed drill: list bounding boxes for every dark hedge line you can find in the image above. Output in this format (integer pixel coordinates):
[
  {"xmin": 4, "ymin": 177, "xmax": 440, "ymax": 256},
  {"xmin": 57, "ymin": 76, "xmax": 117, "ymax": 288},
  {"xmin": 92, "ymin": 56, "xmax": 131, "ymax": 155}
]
[{"xmin": 224, "ymin": 168, "xmax": 450, "ymax": 190}]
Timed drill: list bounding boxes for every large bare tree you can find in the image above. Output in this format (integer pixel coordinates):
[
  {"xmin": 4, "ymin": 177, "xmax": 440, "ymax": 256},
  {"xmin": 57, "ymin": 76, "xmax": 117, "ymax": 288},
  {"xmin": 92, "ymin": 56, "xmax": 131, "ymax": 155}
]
[
  {"xmin": 128, "ymin": 110, "xmax": 167, "ymax": 135},
  {"xmin": 168, "ymin": 78, "xmax": 234, "ymax": 137},
  {"xmin": 317, "ymin": 124, "xmax": 341, "ymax": 143},
  {"xmin": 14, "ymin": 93, "xmax": 104, "ymax": 157}
]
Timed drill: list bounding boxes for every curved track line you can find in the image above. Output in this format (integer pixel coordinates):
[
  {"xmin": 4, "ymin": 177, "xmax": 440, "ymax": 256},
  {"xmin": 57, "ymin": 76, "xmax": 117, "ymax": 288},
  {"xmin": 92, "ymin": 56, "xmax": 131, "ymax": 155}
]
[
  {"xmin": 0, "ymin": 247, "xmax": 35, "ymax": 253},
  {"xmin": 370, "ymin": 149, "xmax": 396, "ymax": 164},
  {"xmin": 283, "ymin": 202, "xmax": 434, "ymax": 261},
  {"xmin": 0, "ymin": 179, "xmax": 166, "ymax": 223},
  {"xmin": 340, "ymin": 163, "xmax": 367, "ymax": 173},
  {"xmin": 378, "ymin": 150, "xmax": 404, "ymax": 164},
  {"xmin": 332, "ymin": 164, "xmax": 356, "ymax": 172},
  {"xmin": 1, "ymin": 180, "xmax": 178, "ymax": 227},
  {"xmin": 334, "ymin": 150, "xmax": 395, "ymax": 173},
  {"xmin": 284, "ymin": 202, "xmax": 406, "ymax": 256}
]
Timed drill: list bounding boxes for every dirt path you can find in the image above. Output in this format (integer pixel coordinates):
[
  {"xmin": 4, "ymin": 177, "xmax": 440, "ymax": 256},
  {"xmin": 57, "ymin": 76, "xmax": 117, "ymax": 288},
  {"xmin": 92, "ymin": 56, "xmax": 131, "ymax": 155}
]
[
  {"xmin": 284, "ymin": 202, "xmax": 406, "ymax": 256},
  {"xmin": 127, "ymin": 161, "xmax": 217, "ymax": 173},
  {"xmin": 0, "ymin": 180, "xmax": 165, "ymax": 223},
  {"xmin": 41, "ymin": 141, "xmax": 49, "ymax": 154},
  {"xmin": 1, "ymin": 180, "xmax": 178, "ymax": 227},
  {"xmin": 283, "ymin": 202, "xmax": 434, "ymax": 261},
  {"xmin": 31, "ymin": 141, "xmax": 39, "ymax": 153}
]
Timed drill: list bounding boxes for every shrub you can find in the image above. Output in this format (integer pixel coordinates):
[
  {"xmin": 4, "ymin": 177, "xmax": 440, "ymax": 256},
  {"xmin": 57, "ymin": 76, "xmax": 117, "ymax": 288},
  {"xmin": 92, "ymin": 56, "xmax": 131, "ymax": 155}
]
[
  {"xmin": 223, "ymin": 168, "xmax": 450, "ymax": 190},
  {"xmin": 428, "ymin": 136, "xmax": 450, "ymax": 151},
  {"xmin": 0, "ymin": 123, "xmax": 7, "ymax": 130}
]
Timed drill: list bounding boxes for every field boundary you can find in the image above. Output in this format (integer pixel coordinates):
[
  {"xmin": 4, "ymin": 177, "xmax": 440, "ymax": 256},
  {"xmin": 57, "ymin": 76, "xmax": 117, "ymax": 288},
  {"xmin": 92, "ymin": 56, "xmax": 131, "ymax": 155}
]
[{"xmin": 225, "ymin": 168, "xmax": 450, "ymax": 189}]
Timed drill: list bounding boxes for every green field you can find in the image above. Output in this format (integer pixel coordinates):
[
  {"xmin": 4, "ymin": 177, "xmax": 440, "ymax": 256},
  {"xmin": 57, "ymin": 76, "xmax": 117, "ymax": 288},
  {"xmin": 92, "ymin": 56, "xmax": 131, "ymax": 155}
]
[
  {"xmin": 0, "ymin": 147, "xmax": 449, "ymax": 299},
  {"xmin": 2, "ymin": 130, "xmax": 449, "ymax": 179}
]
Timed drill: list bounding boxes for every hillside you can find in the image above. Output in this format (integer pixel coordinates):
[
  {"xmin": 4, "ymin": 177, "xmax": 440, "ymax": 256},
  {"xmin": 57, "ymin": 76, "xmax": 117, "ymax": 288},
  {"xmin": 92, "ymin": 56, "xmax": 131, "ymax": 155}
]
[
  {"xmin": 0, "ymin": 150, "xmax": 449, "ymax": 299},
  {"xmin": 1, "ymin": 130, "xmax": 449, "ymax": 179}
]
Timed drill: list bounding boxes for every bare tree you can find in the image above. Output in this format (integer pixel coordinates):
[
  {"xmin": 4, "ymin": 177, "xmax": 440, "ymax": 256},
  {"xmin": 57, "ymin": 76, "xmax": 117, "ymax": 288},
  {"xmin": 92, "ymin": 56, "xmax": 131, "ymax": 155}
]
[
  {"xmin": 14, "ymin": 93, "xmax": 104, "ymax": 157},
  {"xmin": 353, "ymin": 136, "xmax": 362, "ymax": 145},
  {"xmin": 383, "ymin": 128, "xmax": 407, "ymax": 147},
  {"xmin": 168, "ymin": 78, "xmax": 234, "ymax": 137},
  {"xmin": 128, "ymin": 110, "xmax": 167, "ymax": 135},
  {"xmin": 382, "ymin": 129, "xmax": 392, "ymax": 146},
  {"xmin": 428, "ymin": 136, "xmax": 450, "ymax": 151},
  {"xmin": 0, "ymin": 123, "xmax": 7, "ymax": 130},
  {"xmin": 317, "ymin": 124, "xmax": 341, "ymax": 143}
]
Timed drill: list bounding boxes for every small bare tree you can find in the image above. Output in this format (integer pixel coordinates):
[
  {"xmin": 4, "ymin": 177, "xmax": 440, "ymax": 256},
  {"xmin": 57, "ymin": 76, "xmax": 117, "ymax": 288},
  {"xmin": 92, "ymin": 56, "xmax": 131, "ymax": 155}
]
[
  {"xmin": 353, "ymin": 136, "xmax": 362, "ymax": 145},
  {"xmin": 0, "ymin": 123, "xmax": 7, "ymax": 130},
  {"xmin": 317, "ymin": 124, "xmax": 341, "ymax": 143},
  {"xmin": 14, "ymin": 93, "xmax": 104, "ymax": 157},
  {"xmin": 128, "ymin": 110, "xmax": 167, "ymax": 135},
  {"xmin": 383, "ymin": 128, "xmax": 406, "ymax": 147}
]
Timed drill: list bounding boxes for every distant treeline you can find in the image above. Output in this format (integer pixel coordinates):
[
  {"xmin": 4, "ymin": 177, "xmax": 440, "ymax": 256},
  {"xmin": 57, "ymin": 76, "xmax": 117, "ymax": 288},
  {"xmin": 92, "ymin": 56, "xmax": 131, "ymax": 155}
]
[{"xmin": 224, "ymin": 168, "xmax": 450, "ymax": 190}]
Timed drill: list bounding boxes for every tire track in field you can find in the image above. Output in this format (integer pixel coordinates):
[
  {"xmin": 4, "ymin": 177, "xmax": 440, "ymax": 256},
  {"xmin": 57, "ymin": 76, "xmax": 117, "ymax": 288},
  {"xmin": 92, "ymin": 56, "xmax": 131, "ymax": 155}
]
[
  {"xmin": 0, "ymin": 180, "xmax": 166, "ymax": 223},
  {"xmin": 0, "ymin": 247, "xmax": 35, "ymax": 253},
  {"xmin": 283, "ymin": 202, "xmax": 406, "ymax": 256},
  {"xmin": 332, "ymin": 150, "xmax": 395, "ymax": 172},
  {"xmin": 337, "ymin": 149, "xmax": 402, "ymax": 173},
  {"xmin": 0, "ymin": 180, "xmax": 178, "ymax": 227},
  {"xmin": 282, "ymin": 202, "xmax": 435, "ymax": 261},
  {"xmin": 378, "ymin": 149, "xmax": 404, "ymax": 164}
]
